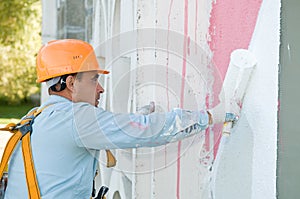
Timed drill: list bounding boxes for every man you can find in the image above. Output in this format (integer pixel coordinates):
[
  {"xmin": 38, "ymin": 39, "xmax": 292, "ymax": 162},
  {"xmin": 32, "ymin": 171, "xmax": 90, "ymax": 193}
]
[{"xmin": 4, "ymin": 39, "xmax": 237, "ymax": 198}]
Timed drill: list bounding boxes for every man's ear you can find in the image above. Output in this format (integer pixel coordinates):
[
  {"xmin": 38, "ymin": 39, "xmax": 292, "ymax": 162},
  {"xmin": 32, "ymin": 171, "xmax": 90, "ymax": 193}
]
[{"xmin": 65, "ymin": 75, "xmax": 75, "ymax": 91}]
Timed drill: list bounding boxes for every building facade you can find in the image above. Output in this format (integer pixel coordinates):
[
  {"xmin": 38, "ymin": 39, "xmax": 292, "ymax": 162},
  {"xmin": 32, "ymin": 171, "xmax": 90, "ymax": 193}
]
[{"xmin": 41, "ymin": 0, "xmax": 280, "ymax": 198}]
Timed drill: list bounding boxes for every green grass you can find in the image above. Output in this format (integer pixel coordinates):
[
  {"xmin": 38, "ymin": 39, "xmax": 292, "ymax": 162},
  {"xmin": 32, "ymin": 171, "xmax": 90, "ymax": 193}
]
[{"xmin": 0, "ymin": 103, "xmax": 35, "ymax": 124}]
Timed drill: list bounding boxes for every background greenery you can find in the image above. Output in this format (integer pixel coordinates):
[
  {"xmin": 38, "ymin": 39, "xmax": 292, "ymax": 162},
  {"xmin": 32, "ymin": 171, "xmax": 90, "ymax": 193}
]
[
  {"xmin": 0, "ymin": 103, "xmax": 34, "ymax": 124},
  {"xmin": 0, "ymin": 0, "xmax": 42, "ymax": 105}
]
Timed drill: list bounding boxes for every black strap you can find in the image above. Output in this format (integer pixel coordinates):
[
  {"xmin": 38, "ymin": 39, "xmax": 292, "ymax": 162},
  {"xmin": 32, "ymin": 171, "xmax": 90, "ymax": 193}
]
[{"xmin": 95, "ymin": 186, "xmax": 109, "ymax": 199}]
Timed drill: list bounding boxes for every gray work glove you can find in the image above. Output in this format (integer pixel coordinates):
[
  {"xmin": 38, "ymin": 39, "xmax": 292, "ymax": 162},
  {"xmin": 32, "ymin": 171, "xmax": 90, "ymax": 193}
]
[{"xmin": 137, "ymin": 101, "xmax": 155, "ymax": 115}]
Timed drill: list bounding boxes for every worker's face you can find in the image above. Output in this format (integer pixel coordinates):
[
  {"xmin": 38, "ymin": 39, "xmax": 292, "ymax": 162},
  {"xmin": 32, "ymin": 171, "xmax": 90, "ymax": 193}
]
[{"xmin": 72, "ymin": 71, "xmax": 104, "ymax": 107}]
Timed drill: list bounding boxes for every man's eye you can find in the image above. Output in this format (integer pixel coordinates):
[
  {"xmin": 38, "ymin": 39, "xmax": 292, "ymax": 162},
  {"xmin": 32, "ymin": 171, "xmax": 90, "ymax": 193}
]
[
  {"xmin": 92, "ymin": 76, "xmax": 97, "ymax": 80},
  {"xmin": 91, "ymin": 77, "xmax": 99, "ymax": 83},
  {"xmin": 91, "ymin": 75, "xmax": 100, "ymax": 83}
]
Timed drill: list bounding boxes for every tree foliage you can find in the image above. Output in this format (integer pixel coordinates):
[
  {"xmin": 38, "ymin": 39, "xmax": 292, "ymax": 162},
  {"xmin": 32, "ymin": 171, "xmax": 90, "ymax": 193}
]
[{"xmin": 0, "ymin": 0, "xmax": 41, "ymax": 104}]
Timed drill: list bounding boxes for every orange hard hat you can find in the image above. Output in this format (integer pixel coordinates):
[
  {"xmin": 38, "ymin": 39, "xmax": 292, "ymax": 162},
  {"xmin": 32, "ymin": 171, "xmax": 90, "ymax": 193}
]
[{"xmin": 36, "ymin": 39, "xmax": 109, "ymax": 83}]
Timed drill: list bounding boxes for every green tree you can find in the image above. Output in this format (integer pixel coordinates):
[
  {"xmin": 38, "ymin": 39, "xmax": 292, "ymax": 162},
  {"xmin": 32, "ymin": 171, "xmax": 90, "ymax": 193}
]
[{"xmin": 0, "ymin": 0, "xmax": 41, "ymax": 104}]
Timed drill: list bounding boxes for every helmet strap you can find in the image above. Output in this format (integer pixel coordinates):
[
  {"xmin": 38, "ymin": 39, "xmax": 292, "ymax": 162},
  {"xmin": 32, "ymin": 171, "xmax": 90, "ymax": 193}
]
[{"xmin": 50, "ymin": 75, "xmax": 67, "ymax": 92}]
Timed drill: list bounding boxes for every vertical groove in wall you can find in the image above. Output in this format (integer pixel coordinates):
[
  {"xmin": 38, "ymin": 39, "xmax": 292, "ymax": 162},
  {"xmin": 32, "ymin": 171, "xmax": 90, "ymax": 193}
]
[{"xmin": 176, "ymin": 1, "xmax": 189, "ymax": 198}]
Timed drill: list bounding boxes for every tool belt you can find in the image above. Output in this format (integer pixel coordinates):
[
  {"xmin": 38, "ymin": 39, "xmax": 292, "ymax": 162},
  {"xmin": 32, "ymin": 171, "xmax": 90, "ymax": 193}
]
[{"xmin": 0, "ymin": 106, "xmax": 116, "ymax": 199}]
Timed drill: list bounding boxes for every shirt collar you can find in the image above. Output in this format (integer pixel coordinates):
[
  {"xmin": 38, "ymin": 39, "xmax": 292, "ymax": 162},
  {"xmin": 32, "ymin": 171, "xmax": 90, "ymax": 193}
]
[{"xmin": 40, "ymin": 95, "xmax": 71, "ymax": 109}]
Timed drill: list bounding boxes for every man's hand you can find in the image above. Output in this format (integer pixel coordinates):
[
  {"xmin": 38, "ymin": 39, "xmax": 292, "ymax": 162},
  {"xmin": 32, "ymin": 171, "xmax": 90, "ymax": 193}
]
[
  {"xmin": 137, "ymin": 101, "xmax": 155, "ymax": 115},
  {"xmin": 208, "ymin": 99, "xmax": 241, "ymax": 125}
]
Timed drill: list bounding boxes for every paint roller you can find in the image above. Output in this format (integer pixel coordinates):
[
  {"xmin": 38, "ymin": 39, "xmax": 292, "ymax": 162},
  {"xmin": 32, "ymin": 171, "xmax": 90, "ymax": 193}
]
[{"xmin": 220, "ymin": 49, "xmax": 257, "ymax": 135}]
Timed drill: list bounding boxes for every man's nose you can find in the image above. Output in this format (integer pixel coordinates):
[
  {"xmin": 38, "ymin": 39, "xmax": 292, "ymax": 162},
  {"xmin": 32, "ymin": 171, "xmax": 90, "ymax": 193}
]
[{"xmin": 97, "ymin": 83, "xmax": 104, "ymax": 93}]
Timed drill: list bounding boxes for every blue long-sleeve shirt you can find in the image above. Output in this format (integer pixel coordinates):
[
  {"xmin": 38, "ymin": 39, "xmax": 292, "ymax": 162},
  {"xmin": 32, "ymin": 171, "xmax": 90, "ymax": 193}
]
[{"xmin": 5, "ymin": 95, "xmax": 209, "ymax": 199}]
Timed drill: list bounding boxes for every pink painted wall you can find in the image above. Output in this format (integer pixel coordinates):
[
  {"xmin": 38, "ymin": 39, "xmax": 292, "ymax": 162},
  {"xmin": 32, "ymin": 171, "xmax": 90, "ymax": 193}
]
[
  {"xmin": 208, "ymin": 0, "xmax": 263, "ymax": 157},
  {"xmin": 209, "ymin": 0, "xmax": 263, "ymax": 78}
]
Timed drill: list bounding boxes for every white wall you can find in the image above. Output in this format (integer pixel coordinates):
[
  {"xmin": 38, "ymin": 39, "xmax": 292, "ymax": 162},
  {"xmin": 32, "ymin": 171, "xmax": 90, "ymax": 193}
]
[
  {"xmin": 104, "ymin": 0, "xmax": 215, "ymax": 198},
  {"xmin": 40, "ymin": 0, "xmax": 58, "ymax": 103}
]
